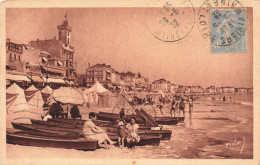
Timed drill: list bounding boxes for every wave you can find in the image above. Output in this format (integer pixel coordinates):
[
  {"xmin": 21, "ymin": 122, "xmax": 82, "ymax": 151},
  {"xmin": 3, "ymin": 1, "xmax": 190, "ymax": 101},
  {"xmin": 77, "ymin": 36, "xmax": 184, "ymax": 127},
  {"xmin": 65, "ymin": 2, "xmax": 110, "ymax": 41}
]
[{"xmin": 235, "ymin": 101, "xmax": 253, "ymax": 106}]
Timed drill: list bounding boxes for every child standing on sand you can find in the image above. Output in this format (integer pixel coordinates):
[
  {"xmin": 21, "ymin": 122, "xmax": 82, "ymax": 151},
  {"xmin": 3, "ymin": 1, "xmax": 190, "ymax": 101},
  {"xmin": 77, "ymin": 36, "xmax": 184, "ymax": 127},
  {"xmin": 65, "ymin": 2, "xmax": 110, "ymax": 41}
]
[
  {"xmin": 189, "ymin": 100, "xmax": 193, "ymax": 115},
  {"xmin": 117, "ymin": 108, "xmax": 126, "ymax": 148},
  {"xmin": 117, "ymin": 120, "xmax": 126, "ymax": 149}
]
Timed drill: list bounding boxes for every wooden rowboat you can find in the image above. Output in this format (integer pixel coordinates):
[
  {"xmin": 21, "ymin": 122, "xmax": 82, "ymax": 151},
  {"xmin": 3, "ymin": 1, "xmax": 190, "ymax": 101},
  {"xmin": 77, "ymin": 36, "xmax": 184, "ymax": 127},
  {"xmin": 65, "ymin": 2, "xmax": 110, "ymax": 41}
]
[
  {"xmin": 103, "ymin": 127, "xmax": 172, "ymax": 140},
  {"xmin": 30, "ymin": 119, "xmax": 84, "ymax": 129},
  {"xmin": 154, "ymin": 118, "xmax": 178, "ymax": 125},
  {"xmin": 29, "ymin": 119, "xmax": 171, "ymax": 140},
  {"xmin": 16, "ymin": 121, "xmax": 164, "ymax": 146},
  {"xmin": 44, "ymin": 118, "xmax": 162, "ymax": 130},
  {"xmin": 155, "ymin": 116, "xmax": 185, "ymax": 123},
  {"xmin": 6, "ymin": 129, "xmax": 98, "ymax": 150},
  {"xmin": 12, "ymin": 122, "xmax": 81, "ymax": 139},
  {"xmin": 107, "ymin": 133, "xmax": 161, "ymax": 146},
  {"xmin": 48, "ymin": 118, "xmax": 86, "ymax": 125},
  {"xmin": 96, "ymin": 112, "xmax": 179, "ymax": 125}
]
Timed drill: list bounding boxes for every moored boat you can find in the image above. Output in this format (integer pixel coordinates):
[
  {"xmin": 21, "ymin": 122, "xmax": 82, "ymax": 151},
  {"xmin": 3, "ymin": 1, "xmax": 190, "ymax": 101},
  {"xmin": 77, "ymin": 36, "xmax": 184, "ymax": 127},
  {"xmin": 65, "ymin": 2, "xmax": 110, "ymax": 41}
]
[
  {"xmin": 155, "ymin": 118, "xmax": 178, "ymax": 125},
  {"xmin": 155, "ymin": 116, "xmax": 185, "ymax": 122},
  {"xmin": 103, "ymin": 127, "xmax": 172, "ymax": 140},
  {"xmin": 17, "ymin": 120, "xmax": 168, "ymax": 144},
  {"xmin": 12, "ymin": 122, "xmax": 81, "ymax": 139},
  {"xmin": 48, "ymin": 118, "xmax": 86, "ymax": 125},
  {"xmin": 30, "ymin": 119, "xmax": 84, "ymax": 129},
  {"xmin": 6, "ymin": 129, "xmax": 98, "ymax": 150},
  {"xmin": 96, "ymin": 111, "xmax": 179, "ymax": 125},
  {"xmin": 107, "ymin": 133, "xmax": 161, "ymax": 146},
  {"xmin": 41, "ymin": 118, "xmax": 162, "ymax": 130}
]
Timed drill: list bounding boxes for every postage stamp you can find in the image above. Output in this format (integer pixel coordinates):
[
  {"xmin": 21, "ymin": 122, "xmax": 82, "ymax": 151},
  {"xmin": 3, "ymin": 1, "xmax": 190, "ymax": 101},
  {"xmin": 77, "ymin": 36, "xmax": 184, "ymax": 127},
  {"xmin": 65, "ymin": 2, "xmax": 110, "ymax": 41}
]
[
  {"xmin": 210, "ymin": 9, "xmax": 247, "ymax": 53},
  {"xmin": 198, "ymin": 0, "xmax": 247, "ymax": 53},
  {"xmin": 145, "ymin": 0, "xmax": 195, "ymax": 42}
]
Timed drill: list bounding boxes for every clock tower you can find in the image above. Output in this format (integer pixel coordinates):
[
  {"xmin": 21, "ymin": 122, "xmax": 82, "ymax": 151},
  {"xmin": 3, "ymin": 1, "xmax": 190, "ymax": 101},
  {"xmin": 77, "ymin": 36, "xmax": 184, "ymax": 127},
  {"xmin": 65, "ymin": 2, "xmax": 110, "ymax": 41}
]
[{"xmin": 57, "ymin": 14, "xmax": 72, "ymax": 46}]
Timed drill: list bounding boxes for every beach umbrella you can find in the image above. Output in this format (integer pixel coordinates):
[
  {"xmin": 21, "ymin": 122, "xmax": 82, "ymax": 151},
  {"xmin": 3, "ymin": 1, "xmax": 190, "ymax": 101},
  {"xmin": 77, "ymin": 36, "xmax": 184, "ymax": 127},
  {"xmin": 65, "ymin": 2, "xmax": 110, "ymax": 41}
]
[{"xmin": 52, "ymin": 87, "xmax": 85, "ymax": 105}]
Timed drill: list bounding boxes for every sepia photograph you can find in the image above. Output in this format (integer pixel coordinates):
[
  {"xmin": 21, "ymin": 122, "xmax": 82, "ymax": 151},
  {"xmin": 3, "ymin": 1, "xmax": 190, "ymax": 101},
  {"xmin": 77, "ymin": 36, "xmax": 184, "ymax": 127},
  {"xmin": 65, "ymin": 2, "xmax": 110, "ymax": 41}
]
[{"xmin": 1, "ymin": 0, "xmax": 259, "ymax": 164}]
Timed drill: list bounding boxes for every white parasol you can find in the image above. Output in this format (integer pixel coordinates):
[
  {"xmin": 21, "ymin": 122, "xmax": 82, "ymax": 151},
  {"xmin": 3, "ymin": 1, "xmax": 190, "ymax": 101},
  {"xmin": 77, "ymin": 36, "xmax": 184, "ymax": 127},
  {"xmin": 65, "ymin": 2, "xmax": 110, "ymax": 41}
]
[{"xmin": 52, "ymin": 87, "xmax": 85, "ymax": 105}]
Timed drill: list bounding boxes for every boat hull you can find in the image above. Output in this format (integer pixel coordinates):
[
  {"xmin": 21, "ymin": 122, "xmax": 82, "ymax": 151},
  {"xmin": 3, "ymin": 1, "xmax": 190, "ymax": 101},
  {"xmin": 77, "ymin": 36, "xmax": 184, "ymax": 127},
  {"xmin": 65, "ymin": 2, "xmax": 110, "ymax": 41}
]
[
  {"xmin": 97, "ymin": 112, "xmax": 179, "ymax": 125},
  {"xmin": 6, "ymin": 131, "xmax": 98, "ymax": 150},
  {"xmin": 12, "ymin": 122, "xmax": 81, "ymax": 139}
]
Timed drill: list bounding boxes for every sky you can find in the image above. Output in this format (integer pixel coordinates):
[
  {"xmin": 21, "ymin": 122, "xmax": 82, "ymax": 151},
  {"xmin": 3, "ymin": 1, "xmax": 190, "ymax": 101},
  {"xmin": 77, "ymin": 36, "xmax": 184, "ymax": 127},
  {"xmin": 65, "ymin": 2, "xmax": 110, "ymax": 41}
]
[{"xmin": 6, "ymin": 8, "xmax": 253, "ymax": 88}]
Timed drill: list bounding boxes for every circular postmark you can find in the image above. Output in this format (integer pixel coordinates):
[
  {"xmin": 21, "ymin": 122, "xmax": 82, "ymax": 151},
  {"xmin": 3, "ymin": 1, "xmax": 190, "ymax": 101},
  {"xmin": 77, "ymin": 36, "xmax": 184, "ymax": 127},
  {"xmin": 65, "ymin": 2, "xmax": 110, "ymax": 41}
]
[
  {"xmin": 145, "ymin": 0, "xmax": 195, "ymax": 42},
  {"xmin": 198, "ymin": 0, "xmax": 247, "ymax": 47}
]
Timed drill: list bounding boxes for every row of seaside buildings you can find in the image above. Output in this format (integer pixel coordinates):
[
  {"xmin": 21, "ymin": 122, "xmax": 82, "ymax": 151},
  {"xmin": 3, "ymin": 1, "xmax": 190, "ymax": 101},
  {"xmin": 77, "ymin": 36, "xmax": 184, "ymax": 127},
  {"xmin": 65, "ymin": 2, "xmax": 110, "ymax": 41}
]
[
  {"xmin": 5, "ymin": 15, "xmax": 253, "ymax": 94},
  {"xmin": 150, "ymin": 79, "xmax": 253, "ymax": 94}
]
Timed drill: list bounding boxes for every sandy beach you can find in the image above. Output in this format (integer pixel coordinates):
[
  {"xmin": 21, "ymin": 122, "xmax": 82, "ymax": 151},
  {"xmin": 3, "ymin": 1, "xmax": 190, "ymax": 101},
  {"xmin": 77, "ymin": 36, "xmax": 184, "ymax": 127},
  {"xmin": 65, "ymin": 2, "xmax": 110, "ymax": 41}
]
[{"xmin": 6, "ymin": 94, "xmax": 253, "ymax": 159}]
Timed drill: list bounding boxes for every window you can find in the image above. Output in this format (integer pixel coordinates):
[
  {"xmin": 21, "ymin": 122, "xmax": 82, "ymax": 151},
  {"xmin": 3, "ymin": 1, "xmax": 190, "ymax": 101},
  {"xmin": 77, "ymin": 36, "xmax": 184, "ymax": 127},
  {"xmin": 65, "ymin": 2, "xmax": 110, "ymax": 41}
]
[
  {"xmin": 18, "ymin": 55, "xmax": 20, "ymax": 61},
  {"xmin": 10, "ymin": 53, "xmax": 12, "ymax": 59},
  {"xmin": 68, "ymin": 38, "xmax": 70, "ymax": 45},
  {"xmin": 14, "ymin": 54, "xmax": 16, "ymax": 61},
  {"xmin": 68, "ymin": 31, "xmax": 69, "ymax": 36}
]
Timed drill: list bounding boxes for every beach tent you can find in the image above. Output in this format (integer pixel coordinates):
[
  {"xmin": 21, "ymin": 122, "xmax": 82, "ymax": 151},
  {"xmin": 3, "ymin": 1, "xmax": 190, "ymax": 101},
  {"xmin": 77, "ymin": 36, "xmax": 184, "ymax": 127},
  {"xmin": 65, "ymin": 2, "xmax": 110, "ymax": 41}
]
[
  {"xmin": 98, "ymin": 91, "xmax": 118, "ymax": 108},
  {"xmin": 25, "ymin": 85, "xmax": 44, "ymax": 109},
  {"xmin": 6, "ymin": 83, "xmax": 42, "ymax": 127},
  {"xmin": 41, "ymin": 85, "xmax": 53, "ymax": 101},
  {"xmin": 6, "ymin": 83, "xmax": 29, "ymax": 114},
  {"xmin": 82, "ymin": 88, "xmax": 98, "ymax": 103},
  {"xmin": 88, "ymin": 81, "xmax": 108, "ymax": 93},
  {"xmin": 82, "ymin": 82, "xmax": 106, "ymax": 104}
]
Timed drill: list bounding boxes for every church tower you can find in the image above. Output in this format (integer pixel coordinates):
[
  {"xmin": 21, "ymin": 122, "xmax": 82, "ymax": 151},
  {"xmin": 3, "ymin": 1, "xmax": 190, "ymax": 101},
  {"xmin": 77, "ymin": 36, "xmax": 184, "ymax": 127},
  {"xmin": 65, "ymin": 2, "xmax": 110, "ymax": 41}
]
[{"xmin": 57, "ymin": 14, "xmax": 72, "ymax": 46}]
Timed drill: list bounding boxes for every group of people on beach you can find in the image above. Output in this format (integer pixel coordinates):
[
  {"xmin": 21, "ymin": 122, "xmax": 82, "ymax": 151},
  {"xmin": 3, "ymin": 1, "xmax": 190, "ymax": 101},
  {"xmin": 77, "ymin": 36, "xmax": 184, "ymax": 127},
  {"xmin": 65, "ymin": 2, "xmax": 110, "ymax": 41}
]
[
  {"xmin": 170, "ymin": 97, "xmax": 193, "ymax": 117},
  {"xmin": 157, "ymin": 95, "xmax": 194, "ymax": 117},
  {"xmin": 81, "ymin": 109, "xmax": 140, "ymax": 149},
  {"xmin": 211, "ymin": 96, "xmax": 232, "ymax": 102},
  {"xmin": 43, "ymin": 101, "xmax": 82, "ymax": 120},
  {"xmin": 116, "ymin": 108, "xmax": 140, "ymax": 149}
]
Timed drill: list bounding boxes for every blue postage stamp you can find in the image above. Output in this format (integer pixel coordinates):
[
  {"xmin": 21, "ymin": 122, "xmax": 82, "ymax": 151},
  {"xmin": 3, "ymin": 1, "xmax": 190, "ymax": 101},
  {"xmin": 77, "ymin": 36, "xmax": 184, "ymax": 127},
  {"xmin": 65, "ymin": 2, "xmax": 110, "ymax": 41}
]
[{"xmin": 210, "ymin": 9, "xmax": 247, "ymax": 53}]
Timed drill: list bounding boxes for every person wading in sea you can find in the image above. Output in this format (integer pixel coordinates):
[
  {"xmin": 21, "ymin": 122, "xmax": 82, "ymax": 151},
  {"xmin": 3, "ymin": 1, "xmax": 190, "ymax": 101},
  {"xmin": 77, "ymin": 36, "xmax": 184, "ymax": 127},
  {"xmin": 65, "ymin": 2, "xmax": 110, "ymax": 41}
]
[
  {"xmin": 170, "ymin": 98, "xmax": 176, "ymax": 117},
  {"xmin": 158, "ymin": 104, "xmax": 164, "ymax": 115},
  {"xmin": 189, "ymin": 100, "xmax": 193, "ymax": 116},
  {"xmin": 179, "ymin": 99, "xmax": 185, "ymax": 117}
]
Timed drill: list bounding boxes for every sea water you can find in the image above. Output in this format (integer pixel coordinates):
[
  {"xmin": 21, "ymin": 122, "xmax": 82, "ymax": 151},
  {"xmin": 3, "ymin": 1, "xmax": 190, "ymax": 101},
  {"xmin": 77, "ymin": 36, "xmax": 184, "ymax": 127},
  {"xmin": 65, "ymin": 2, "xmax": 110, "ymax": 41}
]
[{"xmin": 137, "ymin": 94, "xmax": 253, "ymax": 159}]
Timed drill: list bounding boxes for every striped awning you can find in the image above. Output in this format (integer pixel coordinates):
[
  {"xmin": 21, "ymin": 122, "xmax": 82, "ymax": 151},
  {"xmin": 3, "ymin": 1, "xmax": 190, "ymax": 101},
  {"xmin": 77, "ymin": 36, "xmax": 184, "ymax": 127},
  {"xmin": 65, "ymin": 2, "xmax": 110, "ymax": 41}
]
[
  {"xmin": 48, "ymin": 78, "xmax": 65, "ymax": 84},
  {"xmin": 42, "ymin": 57, "xmax": 48, "ymax": 62},
  {"xmin": 57, "ymin": 61, "xmax": 63, "ymax": 66},
  {"xmin": 41, "ymin": 66, "xmax": 64, "ymax": 75},
  {"xmin": 6, "ymin": 74, "xmax": 31, "ymax": 82},
  {"xmin": 6, "ymin": 64, "xmax": 16, "ymax": 70},
  {"xmin": 42, "ymin": 77, "xmax": 66, "ymax": 84},
  {"xmin": 28, "ymin": 76, "xmax": 43, "ymax": 82}
]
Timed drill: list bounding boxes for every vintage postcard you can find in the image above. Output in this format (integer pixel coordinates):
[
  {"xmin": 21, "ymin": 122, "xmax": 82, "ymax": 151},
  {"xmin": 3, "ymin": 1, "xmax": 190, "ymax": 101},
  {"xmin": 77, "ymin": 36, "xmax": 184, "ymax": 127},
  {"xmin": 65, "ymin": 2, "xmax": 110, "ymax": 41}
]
[{"xmin": 0, "ymin": 0, "xmax": 259, "ymax": 164}]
